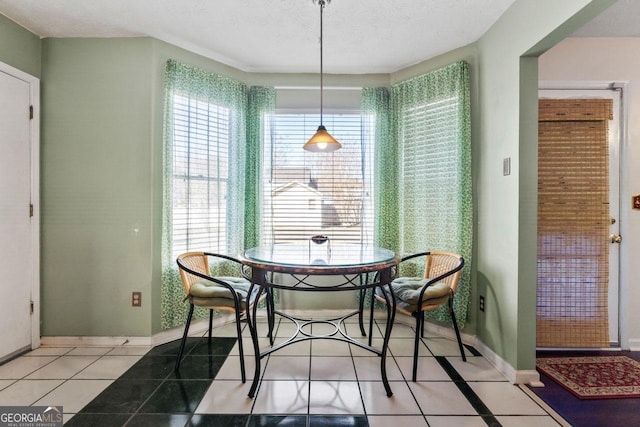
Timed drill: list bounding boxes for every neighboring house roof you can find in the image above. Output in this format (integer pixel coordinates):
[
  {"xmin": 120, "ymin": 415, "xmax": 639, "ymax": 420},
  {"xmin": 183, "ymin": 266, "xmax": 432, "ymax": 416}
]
[{"xmin": 272, "ymin": 180, "xmax": 323, "ymax": 197}]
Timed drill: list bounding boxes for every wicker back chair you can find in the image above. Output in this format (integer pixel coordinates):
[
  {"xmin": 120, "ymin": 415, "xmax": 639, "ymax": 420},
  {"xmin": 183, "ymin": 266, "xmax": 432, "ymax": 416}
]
[
  {"xmin": 371, "ymin": 251, "xmax": 465, "ymax": 382},
  {"xmin": 175, "ymin": 252, "xmax": 268, "ymax": 382}
]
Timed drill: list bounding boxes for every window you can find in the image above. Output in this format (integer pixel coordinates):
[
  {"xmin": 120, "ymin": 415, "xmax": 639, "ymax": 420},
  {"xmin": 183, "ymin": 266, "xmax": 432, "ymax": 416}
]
[
  {"xmin": 161, "ymin": 59, "xmax": 247, "ymax": 330},
  {"xmin": 400, "ymin": 96, "xmax": 465, "ymax": 252},
  {"xmin": 170, "ymin": 94, "xmax": 231, "ymax": 259},
  {"xmin": 261, "ymin": 113, "xmax": 374, "ymax": 244},
  {"xmin": 386, "ymin": 60, "xmax": 472, "ymax": 327},
  {"xmin": 390, "ymin": 61, "xmax": 471, "ymax": 261}
]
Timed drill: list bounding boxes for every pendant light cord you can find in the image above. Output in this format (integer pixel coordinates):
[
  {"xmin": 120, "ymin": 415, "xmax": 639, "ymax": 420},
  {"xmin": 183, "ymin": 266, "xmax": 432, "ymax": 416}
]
[
  {"xmin": 319, "ymin": 0, "xmax": 325, "ymax": 126},
  {"xmin": 303, "ymin": 0, "xmax": 339, "ymax": 152}
]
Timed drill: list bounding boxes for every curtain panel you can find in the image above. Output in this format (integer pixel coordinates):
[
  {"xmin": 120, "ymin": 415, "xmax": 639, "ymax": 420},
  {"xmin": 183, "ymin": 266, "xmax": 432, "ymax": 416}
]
[
  {"xmin": 161, "ymin": 59, "xmax": 248, "ymax": 330},
  {"xmin": 367, "ymin": 61, "xmax": 472, "ymax": 327},
  {"xmin": 362, "ymin": 87, "xmax": 399, "ymax": 252},
  {"xmin": 245, "ymin": 86, "xmax": 276, "ymax": 249}
]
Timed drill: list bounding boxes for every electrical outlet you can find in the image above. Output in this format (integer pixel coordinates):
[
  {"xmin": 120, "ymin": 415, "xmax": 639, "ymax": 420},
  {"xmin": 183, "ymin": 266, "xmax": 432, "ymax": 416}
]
[
  {"xmin": 132, "ymin": 292, "xmax": 142, "ymax": 307},
  {"xmin": 479, "ymin": 296, "xmax": 485, "ymax": 312}
]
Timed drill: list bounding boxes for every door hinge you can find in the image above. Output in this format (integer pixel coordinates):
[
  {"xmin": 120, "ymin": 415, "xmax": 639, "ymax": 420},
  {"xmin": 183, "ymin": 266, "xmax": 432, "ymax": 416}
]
[
  {"xmin": 29, "ymin": 203, "xmax": 34, "ymax": 217},
  {"xmin": 30, "ymin": 301, "xmax": 34, "ymax": 314},
  {"xmin": 29, "ymin": 105, "xmax": 33, "ymax": 120}
]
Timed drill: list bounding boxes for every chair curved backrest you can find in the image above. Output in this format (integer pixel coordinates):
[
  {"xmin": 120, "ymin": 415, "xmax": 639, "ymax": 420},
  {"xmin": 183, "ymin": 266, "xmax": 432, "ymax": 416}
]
[
  {"xmin": 176, "ymin": 252, "xmax": 250, "ymax": 313},
  {"xmin": 176, "ymin": 252, "xmax": 209, "ymax": 296},
  {"xmin": 424, "ymin": 251, "xmax": 464, "ymax": 295}
]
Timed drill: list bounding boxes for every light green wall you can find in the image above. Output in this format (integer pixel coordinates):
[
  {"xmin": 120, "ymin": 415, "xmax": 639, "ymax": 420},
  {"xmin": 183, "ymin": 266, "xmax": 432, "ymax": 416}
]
[
  {"xmin": 474, "ymin": 0, "xmax": 615, "ymax": 370},
  {"xmin": 39, "ymin": 37, "xmax": 253, "ymax": 337},
  {"xmin": 0, "ymin": 14, "xmax": 41, "ymax": 77},
  {"xmin": 40, "ymin": 38, "xmax": 155, "ymax": 336}
]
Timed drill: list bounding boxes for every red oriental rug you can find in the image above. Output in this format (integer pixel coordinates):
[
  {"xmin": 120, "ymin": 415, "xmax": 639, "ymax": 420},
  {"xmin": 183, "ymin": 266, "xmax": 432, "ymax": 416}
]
[{"xmin": 536, "ymin": 356, "xmax": 640, "ymax": 399}]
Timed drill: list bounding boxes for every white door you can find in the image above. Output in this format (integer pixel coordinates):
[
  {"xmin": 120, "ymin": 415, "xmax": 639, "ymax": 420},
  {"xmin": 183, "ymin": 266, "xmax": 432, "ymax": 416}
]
[
  {"xmin": 539, "ymin": 87, "xmax": 622, "ymax": 346},
  {"xmin": 0, "ymin": 63, "xmax": 39, "ymax": 361}
]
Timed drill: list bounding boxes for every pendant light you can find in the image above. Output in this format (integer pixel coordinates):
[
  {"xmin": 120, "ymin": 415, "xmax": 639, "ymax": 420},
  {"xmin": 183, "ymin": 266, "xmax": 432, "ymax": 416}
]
[{"xmin": 303, "ymin": 0, "xmax": 342, "ymax": 152}]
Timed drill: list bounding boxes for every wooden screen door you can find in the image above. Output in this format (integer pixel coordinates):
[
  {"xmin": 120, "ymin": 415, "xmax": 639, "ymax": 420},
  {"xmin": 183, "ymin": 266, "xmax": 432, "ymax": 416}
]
[{"xmin": 536, "ymin": 88, "xmax": 621, "ymax": 348}]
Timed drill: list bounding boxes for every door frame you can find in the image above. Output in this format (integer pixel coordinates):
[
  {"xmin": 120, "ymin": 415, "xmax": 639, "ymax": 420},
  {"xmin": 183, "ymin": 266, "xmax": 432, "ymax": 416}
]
[
  {"xmin": 0, "ymin": 61, "xmax": 40, "ymax": 352},
  {"xmin": 539, "ymin": 81, "xmax": 627, "ymax": 348}
]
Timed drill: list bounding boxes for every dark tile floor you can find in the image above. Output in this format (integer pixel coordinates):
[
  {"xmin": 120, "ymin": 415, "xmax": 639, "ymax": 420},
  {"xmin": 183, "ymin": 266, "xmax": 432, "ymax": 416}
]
[
  {"xmin": 64, "ymin": 337, "xmax": 235, "ymax": 426},
  {"xmin": 62, "ymin": 336, "xmax": 390, "ymax": 426}
]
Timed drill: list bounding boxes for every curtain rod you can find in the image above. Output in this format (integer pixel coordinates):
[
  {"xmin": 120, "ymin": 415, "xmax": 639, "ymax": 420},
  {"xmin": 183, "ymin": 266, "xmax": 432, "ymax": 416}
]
[{"xmin": 274, "ymin": 86, "xmax": 362, "ymax": 91}]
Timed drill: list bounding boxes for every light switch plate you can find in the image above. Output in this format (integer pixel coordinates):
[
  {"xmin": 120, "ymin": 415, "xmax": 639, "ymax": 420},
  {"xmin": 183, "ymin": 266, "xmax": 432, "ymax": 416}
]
[{"xmin": 503, "ymin": 157, "xmax": 511, "ymax": 176}]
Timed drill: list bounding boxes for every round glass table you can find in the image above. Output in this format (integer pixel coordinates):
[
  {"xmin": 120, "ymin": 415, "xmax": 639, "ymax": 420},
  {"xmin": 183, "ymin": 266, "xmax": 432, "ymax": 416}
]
[
  {"xmin": 239, "ymin": 243, "xmax": 399, "ymax": 398},
  {"xmin": 243, "ymin": 242, "xmax": 397, "ymax": 277}
]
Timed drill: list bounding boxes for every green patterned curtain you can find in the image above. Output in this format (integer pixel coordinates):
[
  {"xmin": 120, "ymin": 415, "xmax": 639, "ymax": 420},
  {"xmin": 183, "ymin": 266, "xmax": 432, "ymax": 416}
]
[
  {"xmin": 374, "ymin": 61, "xmax": 472, "ymax": 326},
  {"xmin": 362, "ymin": 87, "xmax": 399, "ymax": 252},
  {"xmin": 161, "ymin": 59, "xmax": 248, "ymax": 330},
  {"xmin": 245, "ymin": 86, "xmax": 275, "ymax": 249}
]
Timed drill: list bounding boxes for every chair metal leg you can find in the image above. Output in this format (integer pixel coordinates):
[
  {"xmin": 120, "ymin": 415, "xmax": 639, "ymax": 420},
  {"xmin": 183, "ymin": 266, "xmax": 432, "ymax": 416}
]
[
  {"xmin": 450, "ymin": 301, "xmax": 466, "ymax": 362},
  {"xmin": 208, "ymin": 309, "xmax": 213, "ymax": 344},
  {"xmin": 412, "ymin": 311, "xmax": 422, "ymax": 382},
  {"xmin": 175, "ymin": 303, "xmax": 195, "ymax": 371},
  {"xmin": 235, "ymin": 309, "xmax": 246, "ymax": 383}
]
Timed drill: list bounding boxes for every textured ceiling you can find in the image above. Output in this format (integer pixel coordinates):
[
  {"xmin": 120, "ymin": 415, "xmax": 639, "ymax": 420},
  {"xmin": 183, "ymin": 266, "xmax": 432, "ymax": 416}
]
[
  {"xmin": 0, "ymin": 0, "xmax": 636, "ymax": 74},
  {"xmin": 0, "ymin": 0, "xmax": 517, "ymax": 74}
]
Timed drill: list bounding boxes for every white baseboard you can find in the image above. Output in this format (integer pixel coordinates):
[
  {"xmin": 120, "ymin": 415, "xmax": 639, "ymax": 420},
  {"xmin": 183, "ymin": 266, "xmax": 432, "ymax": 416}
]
[
  {"xmin": 38, "ymin": 311, "xmax": 282, "ymax": 349},
  {"xmin": 40, "ymin": 314, "xmax": 236, "ymax": 348},
  {"xmin": 628, "ymin": 339, "xmax": 640, "ymax": 351},
  {"xmin": 397, "ymin": 314, "xmax": 540, "ymax": 385},
  {"xmin": 38, "ymin": 309, "xmax": 537, "ymax": 386},
  {"xmin": 40, "ymin": 335, "xmax": 142, "ymax": 347},
  {"xmin": 421, "ymin": 319, "xmax": 474, "ymax": 345},
  {"xmin": 473, "ymin": 339, "xmax": 541, "ymax": 385}
]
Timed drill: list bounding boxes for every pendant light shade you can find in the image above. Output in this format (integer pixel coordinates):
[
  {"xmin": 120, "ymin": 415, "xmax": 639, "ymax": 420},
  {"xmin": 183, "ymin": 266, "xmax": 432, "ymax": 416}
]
[
  {"xmin": 304, "ymin": 0, "xmax": 342, "ymax": 152},
  {"xmin": 303, "ymin": 125, "xmax": 342, "ymax": 152}
]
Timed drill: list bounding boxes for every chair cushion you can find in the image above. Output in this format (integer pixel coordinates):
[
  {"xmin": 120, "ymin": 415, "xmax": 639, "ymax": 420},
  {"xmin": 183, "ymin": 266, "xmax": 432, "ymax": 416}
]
[
  {"xmin": 189, "ymin": 277, "xmax": 258, "ymax": 309},
  {"xmin": 387, "ymin": 277, "xmax": 451, "ymax": 312}
]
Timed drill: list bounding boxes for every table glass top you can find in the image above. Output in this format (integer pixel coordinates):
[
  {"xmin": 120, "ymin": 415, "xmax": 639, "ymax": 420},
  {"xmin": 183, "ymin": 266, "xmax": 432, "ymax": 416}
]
[{"xmin": 243, "ymin": 243, "xmax": 395, "ymax": 268}]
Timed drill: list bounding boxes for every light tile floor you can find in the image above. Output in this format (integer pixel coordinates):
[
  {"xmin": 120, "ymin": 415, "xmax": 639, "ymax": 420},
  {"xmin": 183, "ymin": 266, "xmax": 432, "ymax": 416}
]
[{"xmin": 0, "ymin": 314, "xmax": 567, "ymax": 426}]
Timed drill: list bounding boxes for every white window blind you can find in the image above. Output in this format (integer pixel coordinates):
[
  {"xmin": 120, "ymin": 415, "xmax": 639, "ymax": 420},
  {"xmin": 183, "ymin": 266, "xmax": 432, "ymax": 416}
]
[
  {"xmin": 401, "ymin": 96, "xmax": 463, "ymax": 252},
  {"xmin": 261, "ymin": 113, "xmax": 373, "ymax": 244},
  {"xmin": 171, "ymin": 94, "xmax": 230, "ymax": 259}
]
